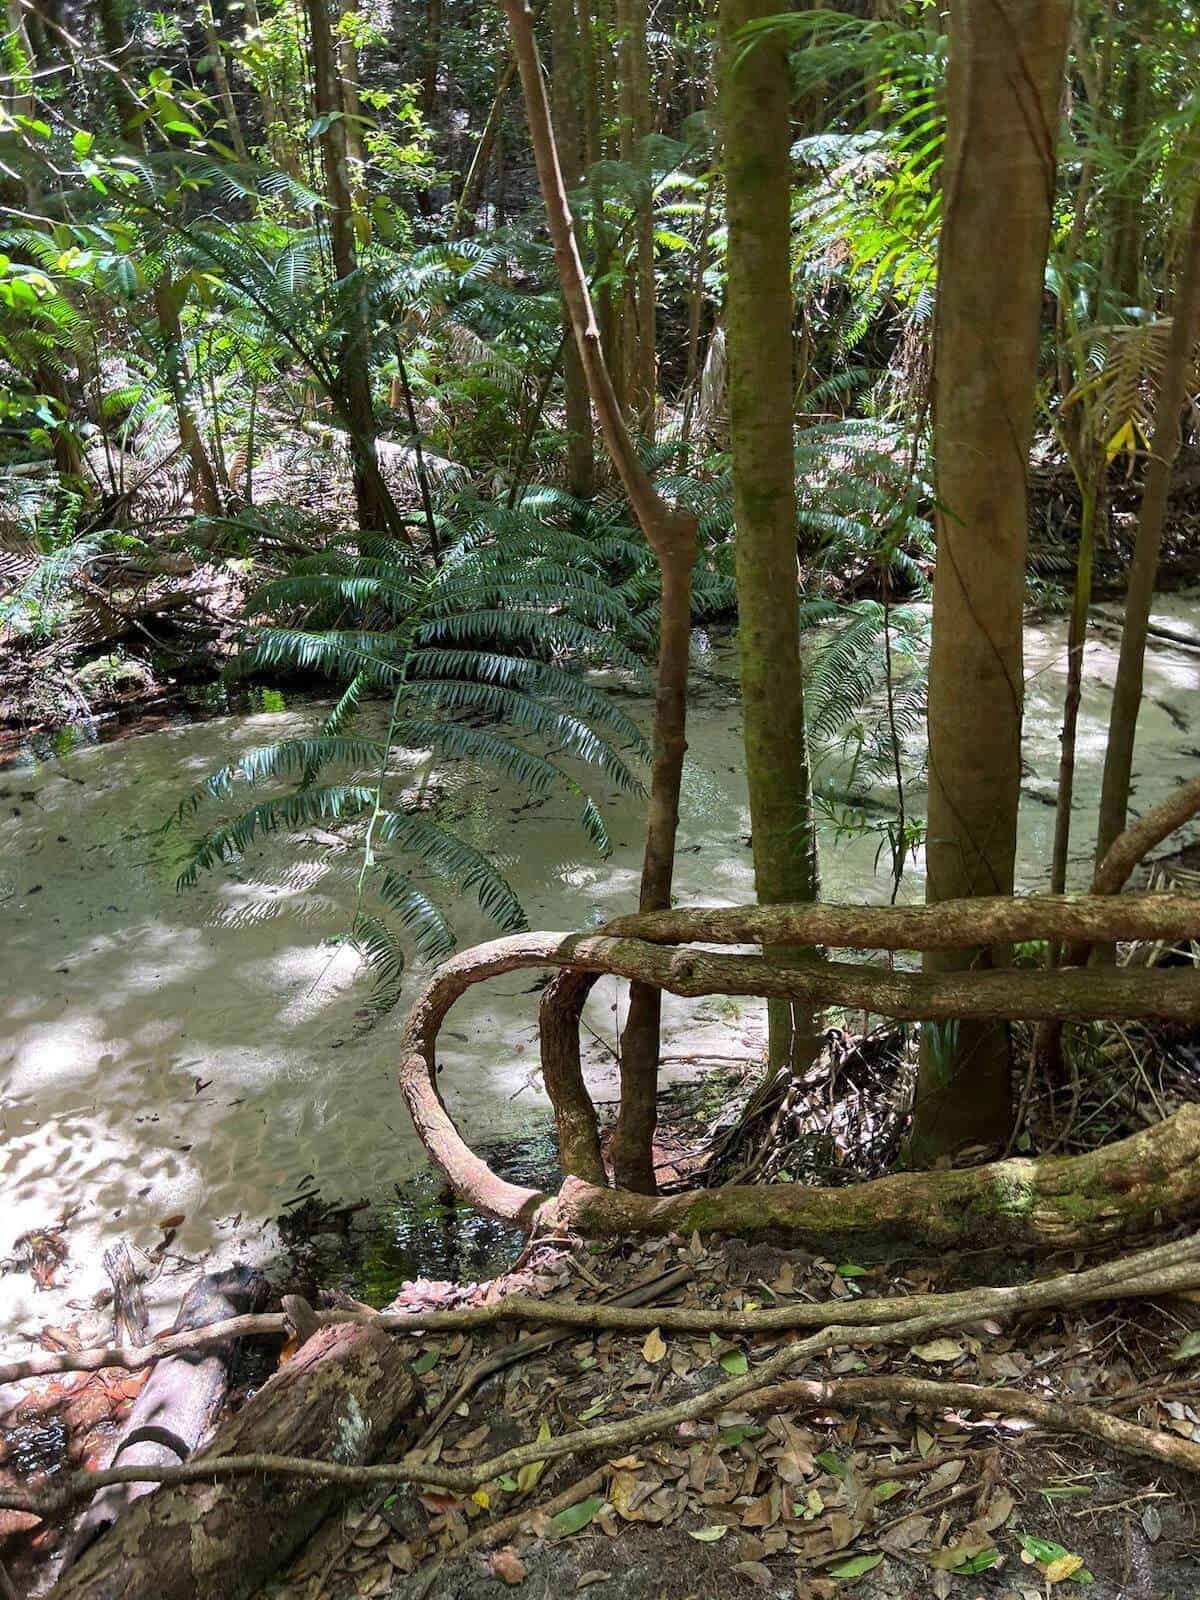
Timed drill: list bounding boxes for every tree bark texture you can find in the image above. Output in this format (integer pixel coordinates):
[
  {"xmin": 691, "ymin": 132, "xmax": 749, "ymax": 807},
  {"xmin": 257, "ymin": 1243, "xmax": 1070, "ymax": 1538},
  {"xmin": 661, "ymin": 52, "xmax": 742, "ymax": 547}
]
[
  {"xmin": 914, "ymin": 0, "xmax": 1071, "ymax": 1159},
  {"xmin": 499, "ymin": 0, "xmax": 697, "ymax": 1194},
  {"xmin": 1094, "ymin": 182, "xmax": 1200, "ymax": 864},
  {"xmin": 49, "ymin": 1324, "xmax": 417, "ymax": 1600},
  {"xmin": 721, "ymin": 0, "xmax": 819, "ymax": 1078}
]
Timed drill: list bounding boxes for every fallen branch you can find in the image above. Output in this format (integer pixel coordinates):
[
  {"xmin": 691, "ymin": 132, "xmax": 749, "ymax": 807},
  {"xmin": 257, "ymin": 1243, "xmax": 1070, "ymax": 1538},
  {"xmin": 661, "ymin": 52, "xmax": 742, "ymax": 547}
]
[
  {"xmin": 740, "ymin": 1374, "xmax": 1200, "ymax": 1479},
  {"xmin": 1035, "ymin": 774, "xmax": 1200, "ymax": 1071},
  {"xmin": 5, "ymin": 1232, "xmax": 1197, "ymax": 1388},
  {"xmin": 398, "ymin": 924, "xmax": 1200, "ymax": 1229},
  {"xmin": 8, "ymin": 1237, "xmax": 1200, "ymax": 1519}
]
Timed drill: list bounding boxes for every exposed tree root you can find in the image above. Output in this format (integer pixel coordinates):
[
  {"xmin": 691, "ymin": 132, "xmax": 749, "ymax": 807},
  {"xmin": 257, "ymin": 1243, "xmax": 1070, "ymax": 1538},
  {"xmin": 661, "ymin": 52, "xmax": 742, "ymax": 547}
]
[
  {"xmin": 555, "ymin": 1107, "xmax": 1200, "ymax": 1246},
  {"xmin": 3, "ymin": 1232, "xmax": 1199, "ymax": 1388},
  {"xmin": 395, "ymin": 904, "xmax": 1200, "ymax": 1240},
  {"xmin": 6, "ymin": 1236, "xmax": 1199, "ymax": 1521}
]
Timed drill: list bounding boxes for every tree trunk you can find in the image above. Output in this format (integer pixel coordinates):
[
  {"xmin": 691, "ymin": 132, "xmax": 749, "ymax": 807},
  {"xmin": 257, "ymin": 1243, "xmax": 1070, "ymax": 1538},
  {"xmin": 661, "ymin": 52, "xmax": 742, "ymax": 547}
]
[
  {"xmin": 911, "ymin": 0, "xmax": 1070, "ymax": 1160},
  {"xmin": 579, "ymin": 0, "xmax": 619, "ymax": 385},
  {"xmin": 498, "ymin": 0, "xmax": 696, "ymax": 1195},
  {"xmin": 49, "ymin": 1324, "xmax": 417, "ymax": 1600},
  {"xmin": 1094, "ymin": 184, "xmax": 1200, "ymax": 866},
  {"xmin": 550, "ymin": 0, "xmax": 595, "ymax": 497},
  {"xmin": 720, "ymin": 0, "xmax": 819, "ymax": 1079},
  {"xmin": 1048, "ymin": 473, "xmax": 1101, "ymax": 916},
  {"xmin": 202, "ymin": 2, "xmax": 248, "ymax": 160},
  {"xmin": 422, "ymin": 0, "xmax": 442, "ymax": 119},
  {"xmin": 337, "ymin": 0, "xmax": 368, "ymax": 177},
  {"xmin": 153, "ymin": 274, "xmax": 223, "ymax": 519},
  {"xmin": 304, "ymin": 0, "xmax": 394, "ymax": 542},
  {"xmin": 614, "ymin": 0, "xmax": 656, "ymax": 435},
  {"xmin": 95, "ymin": 0, "xmax": 142, "ymax": 143},
  {"xmin": 558, "ymin": 1103, "xmax": 1200, "ymax": 1249},
  {"xmin": 1105, "ymin": 35, "xmax": 1151, "ymax": 306}
]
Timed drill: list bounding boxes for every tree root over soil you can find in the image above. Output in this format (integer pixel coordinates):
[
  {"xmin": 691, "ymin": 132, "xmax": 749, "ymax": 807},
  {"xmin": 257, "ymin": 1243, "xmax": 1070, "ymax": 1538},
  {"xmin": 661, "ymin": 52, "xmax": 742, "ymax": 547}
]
[
  {"xmin": 395, "ymin": 894, "xmax": 1200, "ymax": 1245},
  {"xmin": 6, "ymin": 1233, "xmax": 1200, "ymax": 1524}
]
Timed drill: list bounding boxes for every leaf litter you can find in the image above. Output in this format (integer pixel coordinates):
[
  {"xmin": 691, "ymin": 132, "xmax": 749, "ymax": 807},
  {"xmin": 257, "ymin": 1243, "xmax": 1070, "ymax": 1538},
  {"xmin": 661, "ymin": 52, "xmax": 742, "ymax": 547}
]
[{"xmin": 253, "ymin": 1231, "xmax": 1200, "ymax": 1599}]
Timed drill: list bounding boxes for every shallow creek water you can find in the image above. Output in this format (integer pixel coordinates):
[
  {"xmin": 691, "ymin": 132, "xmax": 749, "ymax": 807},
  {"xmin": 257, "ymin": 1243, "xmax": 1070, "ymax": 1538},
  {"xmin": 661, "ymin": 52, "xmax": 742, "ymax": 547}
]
[{"xmin": 2, "ymin": 603, "xmax": 1199, "ymax": 1338}]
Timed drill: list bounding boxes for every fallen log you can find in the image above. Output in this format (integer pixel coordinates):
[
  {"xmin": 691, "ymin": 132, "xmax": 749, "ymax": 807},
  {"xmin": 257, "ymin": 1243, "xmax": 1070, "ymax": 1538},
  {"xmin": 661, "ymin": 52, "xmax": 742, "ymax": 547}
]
[
  {"xmin": 63, "ymin": 1266, "xmax": 268, "ymax": 1566},
  {"xmin": 49, "ymin": 1322, "xmax": 417, "ymax": 1600}
]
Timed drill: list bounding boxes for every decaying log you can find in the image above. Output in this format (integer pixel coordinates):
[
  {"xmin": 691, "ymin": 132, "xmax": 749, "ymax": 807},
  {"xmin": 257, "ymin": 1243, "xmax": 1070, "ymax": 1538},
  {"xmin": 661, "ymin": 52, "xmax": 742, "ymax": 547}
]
[
  {"xmin": 50, "ymin": 1322, "xmax": 417, "ymax": 1600},
  {"xmin": 64, "ymin": 1266, "xmax": 268, "ymax": 1566}
]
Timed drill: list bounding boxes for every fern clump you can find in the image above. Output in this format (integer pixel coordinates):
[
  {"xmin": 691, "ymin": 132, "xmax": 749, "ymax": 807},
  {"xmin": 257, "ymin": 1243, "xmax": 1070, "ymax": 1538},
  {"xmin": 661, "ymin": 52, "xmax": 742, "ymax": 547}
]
[{"xmin": 173, "ymin": 519, "xmax": 649, "ymax": 1011}]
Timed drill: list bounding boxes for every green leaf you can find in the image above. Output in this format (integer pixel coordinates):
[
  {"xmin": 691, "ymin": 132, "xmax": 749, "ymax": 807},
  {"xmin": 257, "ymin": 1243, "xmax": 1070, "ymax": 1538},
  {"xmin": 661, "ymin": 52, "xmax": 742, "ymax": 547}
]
[
  {"xmin": 550, "ymin": 1495, "xmax": 603, "ymax": 1536},
  {"xmin": 72, "ymin": 130, "xmax": 95, "ymax": 156},
  {"xmin": 1017, "ymin": 1533, "xmax": 1095, "ymax": 1584},
  {"xmin": 836, "ymin": 1263, "xmax": 869, "ymax": 1277},
  {"xmin": 953, "ymin": 1548, "xmax": 1000, "ymax": 1575},
  {"xmin": 719, "ymin": 1350, "xmax": 749, "ymax": 1376},
  {"xmin": 816, "ymin": 1450, "xmax": 847, "ymax": 1478},
  {"xmin": 1171, "ymin": 1329, "xmax": 1200, "ymax": 1362},
  {"xmin": 827, "ymin": 1553, "xmax": 883, "ymax": 1580},
  {"xmin": 411, "ymin": 1348, "xmax": 439, "ymax": 1375},
  {"xmin": 718, "ymin": 1424, "xmax": 764, "ymax": 1446},
  {"xmin": 873, "ymin": 1480, "xmax": 905, "ymax": 1502},
  {"xmin": 579, "ymin": 1396, "xmax": 609, "ymax": 1421}
]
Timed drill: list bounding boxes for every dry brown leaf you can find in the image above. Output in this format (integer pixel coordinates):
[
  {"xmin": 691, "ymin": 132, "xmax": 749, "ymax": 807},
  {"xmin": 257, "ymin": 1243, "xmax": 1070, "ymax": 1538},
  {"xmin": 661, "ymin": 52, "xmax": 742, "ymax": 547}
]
[
  {"xmin": 643, "ymin": 1327, "xmax": 667, "ymax": 1364},
  {"xmin": 879, "ymin": 1512, "xmax": 933, "ymax": 1552},
  {"xmin": 912, "ymin": 1338, "xmax": 966, "ymax": 1365},
  {"xmin": 490, "ymin": 1547, "xmax": 527, "ymax": 1586},
  {"xmin": 980, "ymin": 1489, "xmax": 1015, "ymax": 1532},
  {"xmin": 386, "ymin": 1542, "xmax": 414, "ymax": 1573},
  {"xmin": 920, "ymin": 1458, "xmax": 965, "ymax": 1500},
  {"xmin": 1044, "ymin": 1554, "xmax": 1084, "ymax": 1584},
  {"xmin": 731, "ymin": 1560, "xmax": 773, "ymax": 1588}
]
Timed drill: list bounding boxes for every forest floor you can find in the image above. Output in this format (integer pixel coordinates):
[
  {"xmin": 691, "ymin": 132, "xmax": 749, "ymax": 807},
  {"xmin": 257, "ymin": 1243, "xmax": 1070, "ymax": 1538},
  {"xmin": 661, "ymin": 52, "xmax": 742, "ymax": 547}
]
[
  {"xmin": 5, "ymin": 1224, "xmax": 1200, "ymax": 1599},
  {"xmin": 273, "ymin": 1230, "xmax": 1200, "ymax": 1600}
]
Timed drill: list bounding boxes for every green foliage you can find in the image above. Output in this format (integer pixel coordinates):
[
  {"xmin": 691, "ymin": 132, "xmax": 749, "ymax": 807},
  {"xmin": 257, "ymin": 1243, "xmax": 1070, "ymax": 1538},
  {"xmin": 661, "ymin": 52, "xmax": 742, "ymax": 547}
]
[{"xmin": 174, "ymin": 515, "xmax": 650, "ymax": 1009}]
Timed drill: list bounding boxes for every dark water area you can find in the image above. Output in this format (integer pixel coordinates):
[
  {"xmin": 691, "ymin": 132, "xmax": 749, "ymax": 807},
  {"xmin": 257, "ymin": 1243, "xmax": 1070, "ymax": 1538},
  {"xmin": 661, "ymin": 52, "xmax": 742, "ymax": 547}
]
[{"xmin": 278, "ymin": 1128, "xmax": 563, "ymax": 1308}]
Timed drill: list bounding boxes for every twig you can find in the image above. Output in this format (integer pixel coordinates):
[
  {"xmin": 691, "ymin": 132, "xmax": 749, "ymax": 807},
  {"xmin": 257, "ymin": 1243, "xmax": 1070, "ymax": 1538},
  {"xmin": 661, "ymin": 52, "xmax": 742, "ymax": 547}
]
[
  {"xmin": 3, "ymin": 1232, "xmax": 1198, "ymax": 1387},
  {"xmin": 741, "ymin": 1373, "xmax": 1200, "ymax": 1480},
  {"xmin": 7, "ymin": 1239, "xmax": 1200, "ymax": 1518},
  {"xmin": 413, "ymin": 1466, "xmax": 609, "ymax": 1598}
]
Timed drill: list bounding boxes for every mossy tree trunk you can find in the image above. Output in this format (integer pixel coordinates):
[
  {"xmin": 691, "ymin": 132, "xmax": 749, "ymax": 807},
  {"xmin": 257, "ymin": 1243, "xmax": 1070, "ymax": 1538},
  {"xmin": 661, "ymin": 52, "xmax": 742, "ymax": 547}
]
[
  {"xmin": 551, "ymin": 0, "xmax": 596, "ymax": 498},
  {"xmin": 911, "ymin": 0, "xmax": 1070, "ymax": 1160},
  {"xmin": 720, "ymin": 0, "xmax": 818, "ymax": 1077},
  {"xmin": 615, "ymin": 0, "xmax": 656, "ymax": 436},
  {"xmin": 305, "ymin": 0, "xmax": 401, "ymax": 545}
]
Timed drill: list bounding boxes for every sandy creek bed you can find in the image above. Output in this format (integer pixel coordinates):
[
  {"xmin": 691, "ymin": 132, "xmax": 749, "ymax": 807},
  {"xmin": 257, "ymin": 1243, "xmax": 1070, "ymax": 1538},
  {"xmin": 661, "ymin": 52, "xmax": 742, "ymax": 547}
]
[{"xmin": 2, "ymin": 604, "xmax": 1199, "ymax": 1343}]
